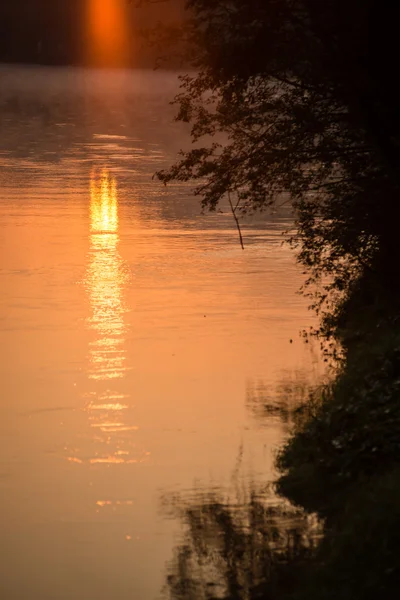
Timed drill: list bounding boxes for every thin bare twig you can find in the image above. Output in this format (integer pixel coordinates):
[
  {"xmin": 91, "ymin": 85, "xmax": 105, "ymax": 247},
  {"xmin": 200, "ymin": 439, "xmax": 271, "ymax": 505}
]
[{"xmin": 228, "ymin": 191, "xmax": 244, "ymax": 249}]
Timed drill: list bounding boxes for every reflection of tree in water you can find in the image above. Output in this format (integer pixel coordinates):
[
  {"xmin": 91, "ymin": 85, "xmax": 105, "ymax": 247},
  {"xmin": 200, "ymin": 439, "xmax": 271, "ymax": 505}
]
[
  {"xmin": 162, "ymin": 487, "xmax": 318, "ymax": 600},
  {"xmin": 163, "ymin": 362, "xmax": 326, "ymax": 600},
  {"xmin": 246, "ymin": 365, "xmax": 326, "ymax": 432}
]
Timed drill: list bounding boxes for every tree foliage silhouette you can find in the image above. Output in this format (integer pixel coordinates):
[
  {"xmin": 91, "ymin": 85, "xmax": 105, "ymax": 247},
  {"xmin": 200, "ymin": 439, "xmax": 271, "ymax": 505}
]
[{"xmin": 157, "ymin": 0, "xmax": 400, "ymax": 341}]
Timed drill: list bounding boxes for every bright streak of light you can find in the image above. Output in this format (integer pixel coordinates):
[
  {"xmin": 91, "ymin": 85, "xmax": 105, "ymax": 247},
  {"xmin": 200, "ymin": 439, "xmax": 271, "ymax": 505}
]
[
  {"xmin": 86, "ymin": 169, "xmax": 128, "ymax": 381},
  {"xmin": 86, "ymin": 0, "xmax": 131, "ymax": 67}
]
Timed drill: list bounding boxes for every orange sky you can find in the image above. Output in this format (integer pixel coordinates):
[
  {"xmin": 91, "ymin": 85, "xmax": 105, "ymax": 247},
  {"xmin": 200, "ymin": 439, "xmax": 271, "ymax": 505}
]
[{"xmin": 86, "ymin": 0, "xmax": 132, "ymax": 67}]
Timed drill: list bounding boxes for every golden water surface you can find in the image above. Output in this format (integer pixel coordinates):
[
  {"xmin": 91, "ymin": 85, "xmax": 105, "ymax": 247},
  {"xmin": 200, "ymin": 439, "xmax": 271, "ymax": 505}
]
[{"xmin": 0, "ymin": 67, "xmax": 320, "ymax": 600}]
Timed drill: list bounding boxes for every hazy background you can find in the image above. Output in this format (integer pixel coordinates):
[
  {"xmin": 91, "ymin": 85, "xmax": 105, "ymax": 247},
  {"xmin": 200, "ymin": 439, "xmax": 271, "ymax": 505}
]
[{"xmin": 0, "ymin": 0, "xmax": 185, "ymax": 67}]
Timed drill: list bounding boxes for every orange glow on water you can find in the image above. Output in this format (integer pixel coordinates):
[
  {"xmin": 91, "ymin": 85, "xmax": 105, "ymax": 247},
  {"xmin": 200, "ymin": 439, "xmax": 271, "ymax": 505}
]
[
  {"xmin": 86, "ymin": 169, "xmax": 128, "ymax": 381},
  {"xmin": 86, "ymin": 0, "xmax": 131, "ymax": 67},
  {"xmin": 90, "ymin": 169, "xmax": 118, "ymax": 234},
  {"xmin": 76, "ymin": 170, "xmax": 149, "ymax": 468}
]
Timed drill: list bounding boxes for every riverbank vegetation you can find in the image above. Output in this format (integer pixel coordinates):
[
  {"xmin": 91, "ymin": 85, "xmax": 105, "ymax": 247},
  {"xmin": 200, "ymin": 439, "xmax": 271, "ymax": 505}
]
[{"xmin": 157, "ymin": 1, "xmax": 400, "ymax": 597}]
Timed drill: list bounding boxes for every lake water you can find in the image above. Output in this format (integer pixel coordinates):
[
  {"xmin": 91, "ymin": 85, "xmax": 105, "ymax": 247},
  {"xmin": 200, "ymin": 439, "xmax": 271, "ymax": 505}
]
[{"xmin": 0, "ymin": 66, "xmax": 320, "ymax": 600}]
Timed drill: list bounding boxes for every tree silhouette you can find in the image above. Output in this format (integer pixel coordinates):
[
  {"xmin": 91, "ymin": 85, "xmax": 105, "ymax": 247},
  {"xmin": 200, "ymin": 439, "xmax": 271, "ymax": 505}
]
[{"xmin": 157, "ymin": 0, "xmax": 400, "ymax": 343}]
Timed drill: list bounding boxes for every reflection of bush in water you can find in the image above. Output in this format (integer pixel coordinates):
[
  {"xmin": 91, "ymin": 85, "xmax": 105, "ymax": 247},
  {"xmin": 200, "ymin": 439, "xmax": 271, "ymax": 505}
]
[
  {"xmin": 246, "ymin": 367, "xmax": 325, "ymax": 430},
  {"xmin": 163, "ymin": 489, "xmax": 318, "ymax": 600}
]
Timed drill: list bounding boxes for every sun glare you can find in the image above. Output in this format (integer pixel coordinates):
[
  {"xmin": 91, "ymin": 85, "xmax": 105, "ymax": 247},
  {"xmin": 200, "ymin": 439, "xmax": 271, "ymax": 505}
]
[
  {"xmin": 87, "ymin": 169, "xmax": 126, "ymax": 380},
  {"xmin": 87, "ymin": 0, "xmax": 131, "ymax": 67}
]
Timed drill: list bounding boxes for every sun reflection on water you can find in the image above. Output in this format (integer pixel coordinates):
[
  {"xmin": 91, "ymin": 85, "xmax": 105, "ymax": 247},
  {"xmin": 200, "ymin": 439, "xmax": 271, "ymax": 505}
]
[
  {"xmin": 87, "ymin": 169, "xmax": 127, "ymax": 381},
  {"xmin": 70, "ymin": 168, "xmax": 150, "ymax": 467}
]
